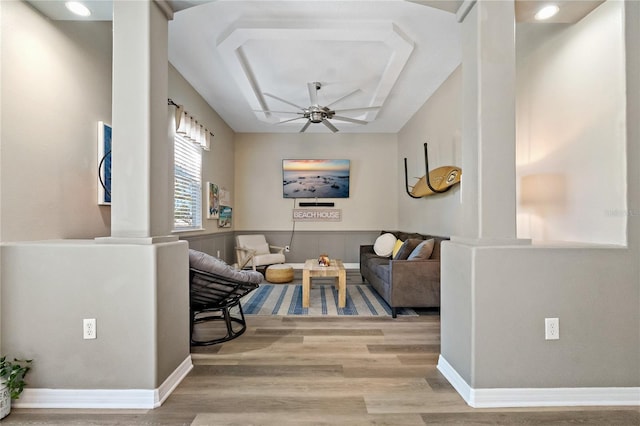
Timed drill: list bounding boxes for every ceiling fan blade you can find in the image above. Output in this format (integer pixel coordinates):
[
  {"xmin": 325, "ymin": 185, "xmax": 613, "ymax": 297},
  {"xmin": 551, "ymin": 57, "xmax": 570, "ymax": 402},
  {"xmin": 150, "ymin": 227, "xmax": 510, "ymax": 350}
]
[
  {"xmin": 307, "ymin": 82, "xmax": 319, "ymax": 105},
  {"xmin": 253, "ymin": 109, "xmax": 304, "ymax": 115},
  {"xmin": 322, "ymin": 119, "xmax": 339, "ymax": 133},
  {"xmin": 278, "ymin": 116, "xmax": 307, "ymax": 124},
  {"xmin": 326, "ymin": 89, "xmax": 361, "ymax": 108},
  {"xmin": 331, "ymin": 115, "xmax": 368, "ymax": 125},
  {"xmin": 299, "ymin": 121, "xmax": 311, "ymax": 133},
  {"xmin": 331, "ymin": 106, "xmax": 381, "ymax": 114},
  {"xmin": 264, "ymin": 93, "xmax": 305, "ymax": 110}
]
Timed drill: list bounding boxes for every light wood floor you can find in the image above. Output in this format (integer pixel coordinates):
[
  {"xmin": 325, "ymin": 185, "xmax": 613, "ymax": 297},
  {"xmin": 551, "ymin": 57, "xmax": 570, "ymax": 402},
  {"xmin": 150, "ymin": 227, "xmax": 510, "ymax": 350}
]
[{"xmin": 7, "ymin": 314, "xmax": 639, "ymax": 425}]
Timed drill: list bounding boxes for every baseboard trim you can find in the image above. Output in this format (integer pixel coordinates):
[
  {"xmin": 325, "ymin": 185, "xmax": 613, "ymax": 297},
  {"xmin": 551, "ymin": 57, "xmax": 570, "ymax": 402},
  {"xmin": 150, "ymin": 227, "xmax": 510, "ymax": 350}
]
[
  {"xmin": 436, "ymin": 354, "xmax": 472, "ymax": 402},
  {"xmin": 155, "ymin": 355, "xmax": 194, "ymax": 407},
  {"xmin": 14, "ymin": 356, "xmax": 193, "ymax": 409},
  {"xmin": 437, "ymin": 355, "xmax": 640, "ymax": 408}
]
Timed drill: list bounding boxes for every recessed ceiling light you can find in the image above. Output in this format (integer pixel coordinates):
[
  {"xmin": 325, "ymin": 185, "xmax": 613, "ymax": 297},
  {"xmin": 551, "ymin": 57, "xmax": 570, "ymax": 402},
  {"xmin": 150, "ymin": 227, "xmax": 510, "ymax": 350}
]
[
  {"xmin": 65, "ymin": 1, "xmax": 91, "ymax": 17},
  {"xmin": 535, "ymin": 4, "xmax": 560, "ymax": 21}
]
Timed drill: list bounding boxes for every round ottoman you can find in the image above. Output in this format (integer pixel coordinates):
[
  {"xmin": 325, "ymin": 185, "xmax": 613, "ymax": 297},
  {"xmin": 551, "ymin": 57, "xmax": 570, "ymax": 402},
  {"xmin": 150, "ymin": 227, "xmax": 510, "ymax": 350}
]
[{"xmin": 265, "ymin": 264, "xmax": 294, "ymax": 283}]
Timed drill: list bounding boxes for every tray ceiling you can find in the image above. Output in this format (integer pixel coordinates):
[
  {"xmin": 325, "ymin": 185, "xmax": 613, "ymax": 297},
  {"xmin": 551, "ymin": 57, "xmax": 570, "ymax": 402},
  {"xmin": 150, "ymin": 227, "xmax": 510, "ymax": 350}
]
[
  {"xmin": 26, "ymin": 0, "xmax": 605, "ymax": 133},
  {"xmin": 168, "ymin": 1, "xmax": 462, "ymax": 133}
]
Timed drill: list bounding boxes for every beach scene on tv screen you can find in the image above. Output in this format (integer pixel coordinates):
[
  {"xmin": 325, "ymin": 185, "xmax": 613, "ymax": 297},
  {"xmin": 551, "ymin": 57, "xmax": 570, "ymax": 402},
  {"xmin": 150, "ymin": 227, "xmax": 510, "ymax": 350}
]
[{"xmin": 283, "ymin": 159, "xmax": 350, "ymax": 198}]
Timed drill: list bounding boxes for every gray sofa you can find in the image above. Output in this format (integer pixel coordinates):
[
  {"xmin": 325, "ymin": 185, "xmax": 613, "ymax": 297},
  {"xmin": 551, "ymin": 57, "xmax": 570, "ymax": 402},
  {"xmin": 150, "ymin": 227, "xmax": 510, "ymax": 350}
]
[{"xmin": 360, "ymin": 231, "xmax": 447, "ymax": 317}]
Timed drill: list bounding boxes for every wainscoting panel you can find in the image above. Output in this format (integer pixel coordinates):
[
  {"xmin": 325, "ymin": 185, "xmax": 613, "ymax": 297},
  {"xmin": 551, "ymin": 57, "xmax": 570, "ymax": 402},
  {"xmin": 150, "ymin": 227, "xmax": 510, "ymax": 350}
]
[
  {"xmin": 182, "ymin": 231, "xmax": 236, "ymax": 263},
  {"xmin": 182, "ymin": 230, "xmax": 380, "ymax": 264}
]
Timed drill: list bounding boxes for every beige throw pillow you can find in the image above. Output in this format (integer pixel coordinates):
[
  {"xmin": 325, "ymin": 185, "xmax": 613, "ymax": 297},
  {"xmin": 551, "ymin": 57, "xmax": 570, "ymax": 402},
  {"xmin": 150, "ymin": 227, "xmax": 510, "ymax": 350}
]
[{"xmin": 373, "ymin": 233, "xmax": 397, "ymax": 257}]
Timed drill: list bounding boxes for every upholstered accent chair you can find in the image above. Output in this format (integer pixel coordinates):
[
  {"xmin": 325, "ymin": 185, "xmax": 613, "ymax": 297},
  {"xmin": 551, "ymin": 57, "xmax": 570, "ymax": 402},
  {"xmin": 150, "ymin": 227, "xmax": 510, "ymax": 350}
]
[{"xmin": 235, "ymin": 234, "xmax": 286, "ymax": 271}]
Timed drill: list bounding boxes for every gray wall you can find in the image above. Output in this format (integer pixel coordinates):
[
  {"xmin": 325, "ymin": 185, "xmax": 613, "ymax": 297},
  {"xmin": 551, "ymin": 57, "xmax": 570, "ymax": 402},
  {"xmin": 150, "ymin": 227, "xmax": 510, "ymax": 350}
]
[
  {"xmin": 233, "ymin": 133, "xmax": 399, "ymax": 232},
  {"xmin": 443, "ymin": 241, "xmax": 640, "ymax": 389},
  {"xmin": 0, "ymin": 1, "xmax": 112, "ymax": 242},
  {"xmin": 515, "ymin": 1, "xmax": 627, "ymax": 244},
  {"xmin": 182, "ymin": 231, "xmax": 236, "ymax": 263},
  {"xmin": 397, "ymin": 65, "xmax": 463, "ymax": 237},
  {"xmin": 1, "ymin": 240, "xmax": 189, "ymax": 389},
  {"xmin": 471, "ymin": 246, "xmax": 638, "ymax": 388},
  {"xmin": 0, "ymin": 1, "xmax": 190, "ymax": 393},
  {"xmin": 156, "ymin": 242, "xmax": 191, "ymax": 383},
  {"xmin": 168, "ymin": 64, "xmax": 236, "ymax": 236}
]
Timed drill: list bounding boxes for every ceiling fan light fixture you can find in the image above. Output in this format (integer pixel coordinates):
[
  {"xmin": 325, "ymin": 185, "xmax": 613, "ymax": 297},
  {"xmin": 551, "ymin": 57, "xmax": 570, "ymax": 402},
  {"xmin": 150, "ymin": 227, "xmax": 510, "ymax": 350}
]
[
  {"xmin": 535, "ymin": 4, "xmax": 559, "ymax": 20},
  {"xmin": 262, "ymin": 82, "xmax": 376, "ymax": 132},
  {"xmin": 310, "ymin": 110, "xmax": 324, "ymax": 123},
  {"xmin": 65, "ymin": 1, "xmax": 91, "ymax": 17}
]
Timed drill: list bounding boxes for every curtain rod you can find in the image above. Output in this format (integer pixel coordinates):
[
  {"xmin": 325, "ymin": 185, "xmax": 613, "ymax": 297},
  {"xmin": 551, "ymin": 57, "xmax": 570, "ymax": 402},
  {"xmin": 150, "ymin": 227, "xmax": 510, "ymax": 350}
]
[{"xmin": 168, "ymin": 98, "xmax": 214, "ymax": 137}]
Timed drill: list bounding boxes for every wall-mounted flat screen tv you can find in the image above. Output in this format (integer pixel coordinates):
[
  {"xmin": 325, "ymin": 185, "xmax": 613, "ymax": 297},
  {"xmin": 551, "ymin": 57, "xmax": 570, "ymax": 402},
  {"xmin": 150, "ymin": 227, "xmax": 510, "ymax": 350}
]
[{"xmin": 283, "ymin": 159, "xmax": 350, "ymax": 198}]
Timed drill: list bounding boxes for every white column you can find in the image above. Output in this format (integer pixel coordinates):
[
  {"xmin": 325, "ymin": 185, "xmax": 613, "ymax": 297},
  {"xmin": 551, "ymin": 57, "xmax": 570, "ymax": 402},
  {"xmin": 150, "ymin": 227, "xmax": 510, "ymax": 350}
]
[
  {"xmin": 457, "ymin": 0, "xmax": 521, "ymax": 243},
  {"xmin": 109, "ymin": 0, "xmax": 175, "ymax": 242}
]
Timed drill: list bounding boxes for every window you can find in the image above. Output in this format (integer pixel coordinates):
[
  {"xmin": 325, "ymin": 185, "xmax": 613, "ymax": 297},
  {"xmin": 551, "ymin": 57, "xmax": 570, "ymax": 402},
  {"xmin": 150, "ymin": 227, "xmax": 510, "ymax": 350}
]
[{"xmin": 174, "ymin": 134, "xmax": 202, "ymax": 230}]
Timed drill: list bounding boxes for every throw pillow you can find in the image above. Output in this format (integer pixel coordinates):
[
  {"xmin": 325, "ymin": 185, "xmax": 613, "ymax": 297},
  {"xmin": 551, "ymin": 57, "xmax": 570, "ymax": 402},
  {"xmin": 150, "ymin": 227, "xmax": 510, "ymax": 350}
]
[
  {"xmin": 407, "ymin": 239, "xmax": 435, "ymax": 261},
  {"xmin": 373, "ymin": 233, "xmax": 397, "ymax": 257},
  {"xmin": 391, "ymin": 239, "xmax": 404, "ymax": 258},
  {"xmin": 393, "ymin": 238, "xmax": 423, "ymax": 260}
]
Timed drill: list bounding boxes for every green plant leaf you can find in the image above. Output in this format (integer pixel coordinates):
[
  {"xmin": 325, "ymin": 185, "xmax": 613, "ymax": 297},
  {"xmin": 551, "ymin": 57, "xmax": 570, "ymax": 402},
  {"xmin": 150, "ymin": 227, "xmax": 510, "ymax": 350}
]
[{"xmin": 0, "ymin": 357, "xmax": 32, "ymax": 400}]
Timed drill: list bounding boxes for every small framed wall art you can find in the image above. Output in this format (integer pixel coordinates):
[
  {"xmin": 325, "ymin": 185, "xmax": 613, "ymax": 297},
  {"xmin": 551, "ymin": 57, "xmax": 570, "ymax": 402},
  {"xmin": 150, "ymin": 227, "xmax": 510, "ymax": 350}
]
[
  {"xmin": 219, "ymin": 188, "xmax": 230, "ymax": 206},
  {"xmin": 97, "ymin": 121, "xmax": 112, "ymax": 205},
  {"xmin": 207, "ymin": 182, "xmax": 219, "ymax": 219},
  {"xmin": 218, "ymin": 206, "xmax": 232, "ymax": 228}
]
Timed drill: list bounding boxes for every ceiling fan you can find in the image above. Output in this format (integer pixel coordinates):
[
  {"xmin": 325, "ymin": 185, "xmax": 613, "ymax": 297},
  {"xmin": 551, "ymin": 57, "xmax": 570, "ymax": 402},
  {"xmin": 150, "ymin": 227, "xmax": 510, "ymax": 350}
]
[{"xmin": 260, "ymin": 82, "xmax": 380, "ymax": 133}]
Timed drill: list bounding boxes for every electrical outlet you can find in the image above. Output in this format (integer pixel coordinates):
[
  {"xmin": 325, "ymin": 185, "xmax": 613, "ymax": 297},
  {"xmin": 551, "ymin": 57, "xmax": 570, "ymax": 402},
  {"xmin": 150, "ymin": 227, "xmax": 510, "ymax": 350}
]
[
  {"xmin": 83, "ymin": 318, "xmax": 97, "ymax": 340},
  {"xmin": 216, "ymin": 250, "xmax": 221, "ymax": 258},
  {"xmin": 545, "ymin": 318, "xmax": 559, "ymax": 340},
  {"xmin": 285, "ymin": 245, "xmax": 290, "ymax": 253}
]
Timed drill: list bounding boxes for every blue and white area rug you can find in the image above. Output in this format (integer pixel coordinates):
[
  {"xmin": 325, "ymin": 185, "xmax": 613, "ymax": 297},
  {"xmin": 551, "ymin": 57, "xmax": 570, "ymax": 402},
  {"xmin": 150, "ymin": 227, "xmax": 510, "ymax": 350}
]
[{"xmin": 241, "ymin": 284, "xmax": 417, "ymax": 317}]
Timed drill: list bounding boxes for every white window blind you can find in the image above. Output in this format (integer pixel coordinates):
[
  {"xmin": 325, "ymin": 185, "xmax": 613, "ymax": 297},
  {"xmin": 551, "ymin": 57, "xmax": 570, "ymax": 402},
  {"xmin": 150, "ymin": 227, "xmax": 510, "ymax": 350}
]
[{"xmin": 174, "ymin": 134, "xmax": 202, "ymax": 230}]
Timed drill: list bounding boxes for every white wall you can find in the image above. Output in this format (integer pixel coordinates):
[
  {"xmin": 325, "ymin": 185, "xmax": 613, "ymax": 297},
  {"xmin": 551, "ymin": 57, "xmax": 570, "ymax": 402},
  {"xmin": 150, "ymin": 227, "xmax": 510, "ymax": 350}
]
[
  {"xmin": 516, "ymin": 0, "xmax": 627, "ymax": 244},
  {"xmin": 168, "ymin": 64, "xmax": 236, "ymax": 236},
  {"xmin": 233, "ymin": 133, "xmax": 398, "ymax": 231},
  {"xmin": 397, "ymin": 66, "xmax": 462, "ymax": 237},
  {"xmin": 0, "ymin": 1, "xmax": 112, "ymax": 242}
]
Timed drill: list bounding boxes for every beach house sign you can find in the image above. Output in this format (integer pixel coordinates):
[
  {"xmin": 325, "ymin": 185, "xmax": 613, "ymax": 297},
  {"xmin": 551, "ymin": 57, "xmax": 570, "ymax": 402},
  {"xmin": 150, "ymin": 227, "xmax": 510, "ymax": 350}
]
[{"xmin": 292, "ymin": 209, "xmax": 342, "ymax": 222}]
